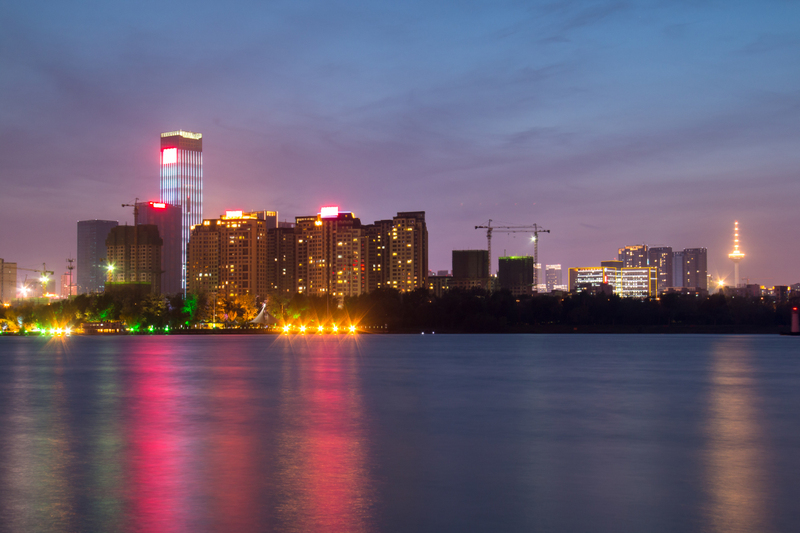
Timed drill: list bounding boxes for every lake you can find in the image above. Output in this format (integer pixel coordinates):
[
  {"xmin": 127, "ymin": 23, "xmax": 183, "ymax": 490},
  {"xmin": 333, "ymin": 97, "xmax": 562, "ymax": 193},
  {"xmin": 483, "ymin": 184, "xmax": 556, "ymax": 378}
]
[{"xmin": 0, "ymin": 334, "xmax": 798, "ymax": 532}]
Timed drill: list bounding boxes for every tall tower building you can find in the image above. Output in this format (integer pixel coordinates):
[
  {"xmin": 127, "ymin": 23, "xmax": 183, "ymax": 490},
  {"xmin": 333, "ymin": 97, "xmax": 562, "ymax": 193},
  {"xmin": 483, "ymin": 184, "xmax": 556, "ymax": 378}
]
[
  {"xmin": 648, "ymin": 247, "xmax": 673, "ymax": 293},
  {"xmin": 728, "ymin": 220, "xmax": 745, "ymax": 288},
  {"xmin": 160, "ymin": 130, "xmax": 203, "ymax": 292},
  {"xmin": 681, "ymin": 248, "xmax": 708, "ymax": 290},
  {"xmin": 77, "ymin": 219, "xmax": 119, "ymax": 294}
]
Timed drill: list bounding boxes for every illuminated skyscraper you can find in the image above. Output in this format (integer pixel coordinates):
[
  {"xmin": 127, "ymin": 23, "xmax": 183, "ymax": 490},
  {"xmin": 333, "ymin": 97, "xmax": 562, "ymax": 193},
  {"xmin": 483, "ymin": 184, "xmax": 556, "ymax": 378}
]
[{"xmin": 160, "ymin": 130, "xmax": 203, "ymax": 291}]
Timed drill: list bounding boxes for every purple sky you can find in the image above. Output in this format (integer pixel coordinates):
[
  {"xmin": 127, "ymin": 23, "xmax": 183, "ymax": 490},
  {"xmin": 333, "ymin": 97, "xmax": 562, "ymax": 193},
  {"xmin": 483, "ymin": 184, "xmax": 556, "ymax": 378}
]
[{"xmin": 1, "ymin": 0, "xmax": 798, "ymax": 287}]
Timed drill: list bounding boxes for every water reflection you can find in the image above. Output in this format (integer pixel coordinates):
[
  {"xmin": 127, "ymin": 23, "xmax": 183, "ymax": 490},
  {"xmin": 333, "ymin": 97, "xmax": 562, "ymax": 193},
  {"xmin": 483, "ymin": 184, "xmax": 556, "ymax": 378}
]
[
  {"xmin": 705, "ymin": 338, "xmax": 769, "ymax": 533},
  {"xmin": 125, "ymin": 340, "xmax": 198, "ymax": 532},
  {"xmin": 274, "ymin": 337, "xmax": 373, "ymax": 532}
]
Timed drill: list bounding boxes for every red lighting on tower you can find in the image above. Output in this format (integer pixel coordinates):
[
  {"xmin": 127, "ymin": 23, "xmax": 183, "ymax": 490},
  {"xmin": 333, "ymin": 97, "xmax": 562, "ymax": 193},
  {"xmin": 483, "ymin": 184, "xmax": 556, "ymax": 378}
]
[
  {"xmin": 150, "ymin": 202, "xmax": 166, "ymax": 209},
  {"xmin": 162, "ymin": 147, "xmax": 177, "ymax": 165}
]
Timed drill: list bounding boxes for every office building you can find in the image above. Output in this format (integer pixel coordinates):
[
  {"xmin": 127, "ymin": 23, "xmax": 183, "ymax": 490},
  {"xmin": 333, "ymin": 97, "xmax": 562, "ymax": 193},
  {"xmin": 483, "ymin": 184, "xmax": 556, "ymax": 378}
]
[
  {"xmin": 1, "ymin": 259, "xmax": 17, "ymax": 304},
  {"xmin": 569, "ymin": 265, "xmax": 657, "ymax": 298},
  {"xmin": 188, "ymin": 210, "xmax": 270, "ymax": 299},
  {"xmin": 647, "ymin": 247, "xmax": 673, "ymax": 293},
  {"xmin": 137, "ymin": 201, "xmax": 182, "ymax": 295},
  {"xmin": 498, "ymin": 256, "xmax": 535, "ymax": 296},
  {"xmin": 106, "ymin": 225, "xmax": 163, "ymax": 295},
  {"xmin": 618, "ymin": 245, "xmax": 648, "ymax": 268},
  {"xmin": 545, "ymin": 264, "xmax": 562, "ymax": 293},
  {"xmin": 77, "ymin": 219, "xmax": 119, "ymax": 294},
  {"xmin": 160, "ymin": 130, "xmax": 203, "ymax": 291}
]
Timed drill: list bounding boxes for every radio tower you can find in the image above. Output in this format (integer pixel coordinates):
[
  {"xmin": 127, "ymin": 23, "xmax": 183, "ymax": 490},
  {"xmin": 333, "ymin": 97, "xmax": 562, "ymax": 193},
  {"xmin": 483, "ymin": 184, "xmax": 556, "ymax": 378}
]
[{"xmin": 728, "ymin": 220, "xmax": 745, "ymax": 288}]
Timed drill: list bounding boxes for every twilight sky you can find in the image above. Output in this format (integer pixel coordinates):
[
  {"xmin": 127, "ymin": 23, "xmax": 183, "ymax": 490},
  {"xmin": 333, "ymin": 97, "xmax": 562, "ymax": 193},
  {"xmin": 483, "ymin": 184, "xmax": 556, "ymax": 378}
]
[{"xmin": 1, "ymin": 0, "xmax": 798, "ymax": 287}]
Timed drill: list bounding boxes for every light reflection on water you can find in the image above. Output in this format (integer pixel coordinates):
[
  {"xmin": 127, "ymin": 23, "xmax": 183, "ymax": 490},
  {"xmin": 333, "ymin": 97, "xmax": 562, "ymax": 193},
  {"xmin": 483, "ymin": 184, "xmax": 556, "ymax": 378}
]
[{"xmin": 0, "ymin": 334, "xmax": 798, "ymax": 532}]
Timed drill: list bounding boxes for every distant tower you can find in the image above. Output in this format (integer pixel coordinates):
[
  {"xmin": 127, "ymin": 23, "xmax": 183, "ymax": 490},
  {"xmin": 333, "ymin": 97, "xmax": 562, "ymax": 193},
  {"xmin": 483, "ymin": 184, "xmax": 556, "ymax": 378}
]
[
  {"xmin": 728, "ymin": 220, "xmax": 745, "ymax": 288},
  {"xmin": 160, "ymin": 130, "xmax": 203, "ymax": 293}
]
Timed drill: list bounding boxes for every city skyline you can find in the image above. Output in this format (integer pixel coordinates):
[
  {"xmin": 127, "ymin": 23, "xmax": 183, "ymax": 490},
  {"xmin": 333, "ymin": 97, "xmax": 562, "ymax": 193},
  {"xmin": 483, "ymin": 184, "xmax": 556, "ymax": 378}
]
[{"xmin": 1, "ymin": 1, "xmax": 798, "ymax": 287}]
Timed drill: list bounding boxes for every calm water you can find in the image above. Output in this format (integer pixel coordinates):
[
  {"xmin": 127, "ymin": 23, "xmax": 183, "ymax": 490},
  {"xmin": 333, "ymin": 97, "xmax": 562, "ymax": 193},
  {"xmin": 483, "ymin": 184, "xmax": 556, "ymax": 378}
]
[{"xmin": 0, "ymin": 334, "xmax": 798, "ymax": 532}]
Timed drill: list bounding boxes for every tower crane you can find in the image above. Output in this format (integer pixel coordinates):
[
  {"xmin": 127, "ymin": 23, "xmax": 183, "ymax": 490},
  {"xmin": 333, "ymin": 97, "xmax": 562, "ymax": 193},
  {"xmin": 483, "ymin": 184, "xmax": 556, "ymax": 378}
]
[
  {"xmin": 16, "ymin": 263, "xmax": 55, "ymax": 296},
  {"xmin": 475, "ymin": 220, "xmax": 550, "ymax": 290}
]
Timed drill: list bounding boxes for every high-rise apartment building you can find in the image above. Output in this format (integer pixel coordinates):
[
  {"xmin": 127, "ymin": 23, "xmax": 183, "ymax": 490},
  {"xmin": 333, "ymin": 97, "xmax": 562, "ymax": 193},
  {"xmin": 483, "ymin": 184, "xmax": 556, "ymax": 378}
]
[
  {"xmin": 188, "ymin": 211, "xmax": 270, "ymax": 299},
  {"xmin": 451, "ymin": 250, "xmax": 490, "ymax": 290},
  {"xmin": 77, "ymin": 219, "xmax": 119, "ymax": 294},
  {"xmin": 0, "ymin": 259, "xmax": 17, "ymax": 304},
  {"xmin": 160, "ymin": 130, "xmax": 203, "ymax": 291},
  {"xmin": 647, "ymin": 247, "xmax": 673, "ymax": 293},
  {"xmin": 295, "ymin": 207, "xmax": 365, "ymax": 298},
  {"xmin": 105, "ymin": 225, "xmax": 163, "ymax": 295},
  {"xmin": 618, "ymin": 245, "xmax": 648, "ymax": 268},
  {"xmin": 498, "ymin": 256, "xmax": 534, "ymax": 296},
  {"xmin": 137, "ymin": 201, "xmax": 182, "ymax": 295},
  {"xmin": 545, "ymin": 264, "xmax": 563, "ymax": 292},
  {"xmin": 680, "ymin": 248, "xmax": 708, "ymax": 290},
  {"xmin": 385, "ymin": 212, "xmax": 428, "ymax": 293},
  {"xmin": 266, "ymin": 226, "xmax": 297, "ymax": 298}
]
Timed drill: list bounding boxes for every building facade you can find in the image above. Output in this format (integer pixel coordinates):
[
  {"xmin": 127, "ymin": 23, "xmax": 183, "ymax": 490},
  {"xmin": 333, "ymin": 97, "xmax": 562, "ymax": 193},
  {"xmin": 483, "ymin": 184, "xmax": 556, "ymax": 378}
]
[
  {"xmin": 679, "ymin": 248, "xmax": 708, "ymax": 290},
  {"xmin": 647, "ymin": 247, "xmax": 673, "ymax": 293},
  {"xmin": 545, "ymin": 264, "xmax": 563, "ymax": 293},
  {"xmin": 618, "ymin": 245, "xmax": 648, "ymax": 268},
  {"xmin": 77, "ymin": 219, "xmax": 119, "ymax": 294},
  {"xmin": 137, "ymin": 201, "xmax": 182, "ymax": 295},
  {"xmin": 569, "ymin": 265, "xmax": 657, "ymax": 298},
  {"xmin": 498, "ymin": 256, "xmax": 535, "ymax": 296},
  {"xmin": 105, "ymin": 225, "xmax": 163, "ymax": 295},
  {"xmin": 0, "ymin": 259, "xmax": 17, "ymax": 305},
  {"xmin": 188, "ymin": 211, "xmax": 270, "ymax": 299},
  {"xmin": 160, "ymin": 130, "xmax": 203, "ymax": 291}
]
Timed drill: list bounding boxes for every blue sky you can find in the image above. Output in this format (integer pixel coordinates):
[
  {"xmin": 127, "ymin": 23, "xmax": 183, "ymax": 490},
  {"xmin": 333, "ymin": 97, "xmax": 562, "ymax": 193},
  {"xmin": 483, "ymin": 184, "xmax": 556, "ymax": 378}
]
[{"xmin": 1, "ymin": 0, "xmax": 798, "ymax": 286}]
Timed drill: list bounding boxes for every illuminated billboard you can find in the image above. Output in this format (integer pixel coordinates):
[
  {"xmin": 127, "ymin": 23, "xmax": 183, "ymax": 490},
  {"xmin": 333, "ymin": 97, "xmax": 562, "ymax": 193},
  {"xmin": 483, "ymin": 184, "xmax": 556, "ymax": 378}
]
[
  {"xmin": 320, "ymin": 206, "xmax": 339, "ymax": 218},
  {"xmin": 162, "ymin": 147, "xmax": 177, "ymax": 165}
]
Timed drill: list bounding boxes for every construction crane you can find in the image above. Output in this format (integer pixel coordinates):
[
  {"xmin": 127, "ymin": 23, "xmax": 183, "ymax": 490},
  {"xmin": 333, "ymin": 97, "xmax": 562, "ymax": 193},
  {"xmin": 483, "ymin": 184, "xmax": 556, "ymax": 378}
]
[
  {"xmin": 475, "ymin": 220, "xmax": 550, "ymax": 290},
  {"xmin": 121, "ymin": 198, "xmax": 140, "ymax": 283},
  {"xmin": 17, "ymin": 263, "xmax": 55, "ymax": 296}
]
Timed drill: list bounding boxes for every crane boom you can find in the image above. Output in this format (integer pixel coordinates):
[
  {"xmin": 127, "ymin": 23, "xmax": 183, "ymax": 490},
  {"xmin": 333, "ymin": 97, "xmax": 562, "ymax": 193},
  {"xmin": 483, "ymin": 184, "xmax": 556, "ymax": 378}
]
[{"xmin": 474, "ymin": 221, "xmax": 550, "ymax": 291}]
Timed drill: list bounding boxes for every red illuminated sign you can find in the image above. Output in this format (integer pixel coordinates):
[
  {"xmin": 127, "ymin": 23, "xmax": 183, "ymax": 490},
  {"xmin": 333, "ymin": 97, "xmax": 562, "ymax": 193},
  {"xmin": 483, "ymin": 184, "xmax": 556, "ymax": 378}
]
[
  {"xmin": 150, "ymin": 202, "xmax": 166, "ymax": 209},
  {"xmin": 320, "ymin": 206, "xmax": 339, "ymax": 218},
  {"xmin": 162, "ymin": 147, "xmax": 177, "ymax": 165}
]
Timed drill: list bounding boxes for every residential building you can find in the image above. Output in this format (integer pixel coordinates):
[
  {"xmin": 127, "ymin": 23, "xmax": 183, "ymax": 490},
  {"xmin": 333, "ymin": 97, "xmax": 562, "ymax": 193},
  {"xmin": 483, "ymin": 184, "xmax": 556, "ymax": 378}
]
[
  {"xmin": 187, "ymin": 210, "xmax": 270, "ymax": 299},
  {"xmin": 647, "ymin": 246, "xmax": 673, "ymax": 293},
  {"xmin": 266, "ymin": 226, "xmax": 297, "ymax": 298},
  {"xmin": 498, "ymin": 256, "xmax": 535, "ymax": 296},
  {"xmin": 618, "ymin": 245, "xmax": 648, "ymax": 268},
  {"xmin": 77, "ymin": 219, "xmax": 118, "ymax": 293},
  {"xmin": 451, "ymin": 250, "xmax": 490, "ymax": 290},
  {"xmin": 0, "ymin": 259, "xmax": 17, "ymax": 304},
  {"xmin": 105, "ymin": 224, "xmax": 163, "ymax": 295},
  {"xmin": 677, "ymin": 248, "xmax": 708, "ymax": 290}
]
